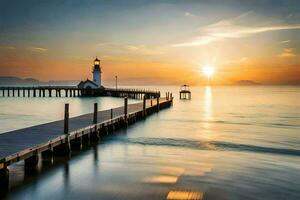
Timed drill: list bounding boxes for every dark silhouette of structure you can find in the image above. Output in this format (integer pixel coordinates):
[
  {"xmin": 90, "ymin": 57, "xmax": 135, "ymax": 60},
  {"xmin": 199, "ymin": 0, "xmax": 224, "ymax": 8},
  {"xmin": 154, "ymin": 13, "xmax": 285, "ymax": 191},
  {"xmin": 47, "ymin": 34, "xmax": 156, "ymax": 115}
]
[{"xmin": 179, "ymin": 84, "xmax": 191, "ymax": 100}]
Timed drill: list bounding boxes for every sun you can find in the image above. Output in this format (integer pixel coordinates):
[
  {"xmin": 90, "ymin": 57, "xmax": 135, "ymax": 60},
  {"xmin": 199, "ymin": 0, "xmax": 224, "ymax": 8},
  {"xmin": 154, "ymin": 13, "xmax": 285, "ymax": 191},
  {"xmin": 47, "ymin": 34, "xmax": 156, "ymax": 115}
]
[{"xmin": 202, "ymin": 65, "xmax": 215, "ymax": 78}]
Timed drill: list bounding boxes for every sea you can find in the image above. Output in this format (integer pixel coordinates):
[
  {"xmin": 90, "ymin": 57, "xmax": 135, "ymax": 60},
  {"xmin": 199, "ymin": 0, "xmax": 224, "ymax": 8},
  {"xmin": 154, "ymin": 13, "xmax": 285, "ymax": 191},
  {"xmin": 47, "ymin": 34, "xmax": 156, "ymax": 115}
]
[{"xmin": 0, "ymin": 86, "xmax": 299, "ymax": 200}]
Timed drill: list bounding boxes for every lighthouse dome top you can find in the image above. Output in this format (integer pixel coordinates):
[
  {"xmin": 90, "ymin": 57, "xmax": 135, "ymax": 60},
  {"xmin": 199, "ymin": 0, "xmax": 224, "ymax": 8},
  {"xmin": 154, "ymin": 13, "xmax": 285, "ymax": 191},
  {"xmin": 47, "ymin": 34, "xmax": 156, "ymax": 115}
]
[{"xmin": 94, "ymin": 57, "xmax": 100, "ymax": 65}]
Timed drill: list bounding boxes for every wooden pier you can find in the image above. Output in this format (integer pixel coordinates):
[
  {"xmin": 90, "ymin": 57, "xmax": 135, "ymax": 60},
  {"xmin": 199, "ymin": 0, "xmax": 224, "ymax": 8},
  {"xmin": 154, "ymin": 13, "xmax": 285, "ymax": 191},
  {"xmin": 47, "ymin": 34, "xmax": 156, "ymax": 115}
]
[
  {"xmin": 0, "ymin": 95, "xmax": 173, "ymax": 192},
  {"xmin": 0, "ymin": 86, "xmax": 160, "ymax": 99}
]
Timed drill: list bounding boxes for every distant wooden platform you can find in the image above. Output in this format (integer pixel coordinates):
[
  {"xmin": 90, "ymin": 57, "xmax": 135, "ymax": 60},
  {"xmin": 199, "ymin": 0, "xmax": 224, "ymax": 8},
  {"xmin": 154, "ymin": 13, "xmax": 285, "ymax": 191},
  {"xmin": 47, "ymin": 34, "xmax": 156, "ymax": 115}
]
[{"xmin": 0, "ymin": 97, "xmax": 172, "ymax": 169}]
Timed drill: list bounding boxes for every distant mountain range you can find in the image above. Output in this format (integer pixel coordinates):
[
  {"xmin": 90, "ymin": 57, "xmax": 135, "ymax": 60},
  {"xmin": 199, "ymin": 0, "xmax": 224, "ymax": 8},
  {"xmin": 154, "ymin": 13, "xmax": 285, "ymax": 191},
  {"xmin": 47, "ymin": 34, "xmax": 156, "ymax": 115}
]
[
  {"xmin": 235, "ymin": 80, "xmax": 261, "ymax": 85},
  {"xmin": 0, "ymin": 76, "xmax": 78, "ymax": 86}
]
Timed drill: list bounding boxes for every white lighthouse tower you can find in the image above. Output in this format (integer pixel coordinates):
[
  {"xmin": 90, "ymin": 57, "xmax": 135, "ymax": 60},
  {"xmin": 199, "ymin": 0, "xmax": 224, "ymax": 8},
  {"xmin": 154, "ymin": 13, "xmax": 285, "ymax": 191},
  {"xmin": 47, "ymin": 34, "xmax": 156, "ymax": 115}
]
[{"xmin": 93, "ymin": 57, "xmax": 101, "ymax": 87}]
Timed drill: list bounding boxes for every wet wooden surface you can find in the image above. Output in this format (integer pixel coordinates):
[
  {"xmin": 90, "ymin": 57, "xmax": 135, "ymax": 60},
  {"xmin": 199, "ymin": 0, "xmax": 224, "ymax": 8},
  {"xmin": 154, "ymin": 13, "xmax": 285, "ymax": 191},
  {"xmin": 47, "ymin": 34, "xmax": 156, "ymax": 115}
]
[{"xmin": 0, "ymin": 99, "xmax": 166, "ymax": 160}]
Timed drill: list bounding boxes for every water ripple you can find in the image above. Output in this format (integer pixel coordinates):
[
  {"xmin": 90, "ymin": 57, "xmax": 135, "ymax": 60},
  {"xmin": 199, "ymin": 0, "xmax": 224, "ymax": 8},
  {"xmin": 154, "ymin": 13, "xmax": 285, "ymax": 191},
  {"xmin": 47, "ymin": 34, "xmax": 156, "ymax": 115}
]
[{"xmin": 111, "ymin": 137, "xmax": 300, "ymax": 157}]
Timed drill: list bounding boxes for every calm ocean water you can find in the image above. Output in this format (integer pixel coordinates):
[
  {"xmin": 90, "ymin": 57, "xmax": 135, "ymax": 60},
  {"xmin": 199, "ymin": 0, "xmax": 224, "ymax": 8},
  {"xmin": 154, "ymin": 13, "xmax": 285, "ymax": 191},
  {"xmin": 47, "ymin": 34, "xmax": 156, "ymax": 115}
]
[{"xmin": 1, "ymin": 86, "xmax": 300, "ymax": 200}]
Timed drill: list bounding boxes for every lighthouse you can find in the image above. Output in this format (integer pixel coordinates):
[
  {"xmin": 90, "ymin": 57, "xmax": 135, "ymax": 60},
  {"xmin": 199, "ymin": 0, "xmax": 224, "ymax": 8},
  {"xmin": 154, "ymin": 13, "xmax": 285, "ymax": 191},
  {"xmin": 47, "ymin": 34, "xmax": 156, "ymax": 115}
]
[
  {"xmin": 77, "ymin": 57, "xmax": 103, "ymax": 89},
  {"xmin": 93, "ymin": 57, "xmax": 101, "ymax": 87}
]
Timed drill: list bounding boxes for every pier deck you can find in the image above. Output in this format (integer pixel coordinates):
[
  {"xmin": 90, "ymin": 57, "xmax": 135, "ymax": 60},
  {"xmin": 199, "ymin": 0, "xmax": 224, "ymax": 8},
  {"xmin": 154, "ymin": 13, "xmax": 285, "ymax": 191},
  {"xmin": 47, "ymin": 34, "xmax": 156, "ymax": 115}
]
[{"xmin": 0, "ymin": 98, "xmax": 172, "ymax": 169}]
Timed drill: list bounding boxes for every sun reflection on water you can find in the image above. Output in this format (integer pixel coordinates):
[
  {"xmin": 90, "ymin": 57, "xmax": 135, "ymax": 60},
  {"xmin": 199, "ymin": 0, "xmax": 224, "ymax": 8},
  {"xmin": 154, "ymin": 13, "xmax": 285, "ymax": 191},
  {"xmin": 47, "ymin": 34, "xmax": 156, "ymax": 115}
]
[{"xmin": 203, "ymin": 86, "xmax": 213, "ymax": 132}]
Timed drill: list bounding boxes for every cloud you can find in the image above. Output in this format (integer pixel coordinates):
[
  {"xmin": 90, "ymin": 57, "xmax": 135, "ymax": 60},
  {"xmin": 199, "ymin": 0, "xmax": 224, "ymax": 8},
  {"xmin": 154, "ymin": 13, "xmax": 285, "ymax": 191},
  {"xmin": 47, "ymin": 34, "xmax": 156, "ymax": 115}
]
[
  {"xmin": 97, "ymin": 43, "xmax": 165, "ymax": 55},
  {"xmin": 280, "ymin": 40, "xmax": 291, "ymax": 44},
  {"xmin": 0, "ymin": 46, "xmax": 16, "ymax": 50},
  {"xmin": 184, "ymin": 12, "xmax": 197, "ymax": 17},
  {"xmin": 278, "ymin": 48, "xmax": 296, "ymax": 58},
  {"xmin": 29, "ymin": 47, "xmax": 48, "ymax": 53},
  {"xmin": 173, "ymin": 11, "xmax": 300, "ymax": 47}
]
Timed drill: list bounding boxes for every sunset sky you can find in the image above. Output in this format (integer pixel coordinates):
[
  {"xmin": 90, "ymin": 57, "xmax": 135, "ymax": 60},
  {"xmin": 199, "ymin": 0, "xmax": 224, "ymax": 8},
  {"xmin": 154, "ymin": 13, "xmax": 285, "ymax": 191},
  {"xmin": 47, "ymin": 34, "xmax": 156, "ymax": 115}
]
[{"xmin": 0, "ymin": 0, "xmax": 300, "ymax": 85}]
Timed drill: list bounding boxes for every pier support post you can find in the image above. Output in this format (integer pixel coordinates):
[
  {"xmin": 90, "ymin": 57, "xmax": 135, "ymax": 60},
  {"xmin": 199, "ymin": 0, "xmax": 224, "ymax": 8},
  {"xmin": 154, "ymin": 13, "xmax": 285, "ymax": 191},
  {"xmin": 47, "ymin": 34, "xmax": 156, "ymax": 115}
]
[
  {"xmin": 2, "ymin": 89, "xmax": 4, "ymax": 97},
  {"xmin": 17, "ymin": 89, "xmax": 20, "ymax": 97},
  {"xmin": 41, "ymin": 149, "xmax": 53, "ymax": 164},
  {"xmin": 156, "ymin": 97, "xmax": 160, "ymax": 112},
  {"xmin": 90, "ymin": 126, "xmax": 100, "ymax": 143},
  {"xmin": 111, "ymin": 108, "xmax": 113, "ymax": 120},
  {"xmin": 24, "ymin": 153, "xmax": 39, "ymax": 171},
  {"xmin": 143, "ymin": 96, "xmax": 146, "ymax": 117},
  {"xmin": 82, "ymin": 132, "xmax": 90, "ymax": 146},
  {"xmin": 42, "ymin": 149, "xmax": 53, "ymax": 157},
  {"xmin": 53, "ymin": 105, "xmax": 71, "ymax": 156},
  {"xmin": 33, "ymin": 89, "xmax": 36, "ymax": 97},
  {"xmin": 70, "ymin": 137, "xmax": 82, "ymax": 151},
  {"xmin": 0, "ymin": 163, "xmax": 9, "ymax": 194},
  {"xmin": 93, "ymin": 103, "xmax": 98, "ymax": 124},
  {"xmin": 124, "ymin": 97, "xmax": 128, "ymax": 126},
  {"xmin": 53, "ymin": 141, "xmax": 70, "ymax": 157},
  {"xmin": 124, "ymin": 97, "xmax": 128, "ymax": 119},
  {"xmin": 23, "ymin": 89, "xmax": 25, "ymax": 97},
  {"xmin": 64, "ymin": 104, "xmax": 69, "ymax": 134},
  {"xmin": 27, "ymin": 89, "xmax": 30, "ymax": 97}
]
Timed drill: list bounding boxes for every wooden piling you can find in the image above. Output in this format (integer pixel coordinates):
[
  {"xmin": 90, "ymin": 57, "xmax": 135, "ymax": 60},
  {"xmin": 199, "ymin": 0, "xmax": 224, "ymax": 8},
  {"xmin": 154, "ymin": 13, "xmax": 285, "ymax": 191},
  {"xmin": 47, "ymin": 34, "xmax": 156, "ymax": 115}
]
[
  {"xmin": 124, "ymin": 97, "xmax": 128, "ymax": 119},
  {"xmin": 143, "ymin": 96, "xmax": 146, "ymax": 117},
  {"xmin": 64, "ymin": 104, "xmax": 69, "ymax": 134},
  {"xmin": 70, "ymin": 137, "xmax": 82, "ymax": 151},
  {"xmin": 24, "ymin": 153, "xmax": 39, "ymax": 171},
  {"xmin": 0, "ymin": 164, "xmax": 9, "ymax": 193},
  {"xmin": 93, "ymin": 103, "xmax": 98, "ymax": 124}
]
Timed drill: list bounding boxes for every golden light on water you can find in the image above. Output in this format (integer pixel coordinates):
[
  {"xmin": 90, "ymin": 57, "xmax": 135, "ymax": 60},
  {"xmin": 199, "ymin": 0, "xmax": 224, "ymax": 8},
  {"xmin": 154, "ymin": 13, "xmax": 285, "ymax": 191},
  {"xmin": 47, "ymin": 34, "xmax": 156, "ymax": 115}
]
[
  {"xmin": 143, "ymin": 176, "xmax": 178, "ymax": 184},
  {"xmin": 202, "ymin": 65, "xmax": 215, "ymax": 78},
  {"xmin": 167, "ymin": 190, "xmax": 203, "ymax": 200}
]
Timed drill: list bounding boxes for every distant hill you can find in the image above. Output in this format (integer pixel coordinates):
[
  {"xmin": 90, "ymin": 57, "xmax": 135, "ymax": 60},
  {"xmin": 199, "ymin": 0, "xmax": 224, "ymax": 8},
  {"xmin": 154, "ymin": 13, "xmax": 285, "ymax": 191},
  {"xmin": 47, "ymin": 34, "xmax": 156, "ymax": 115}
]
[
  {"xmin": 0, "ymin": 76, "xmax": 39, "ymax": 85},
  {"xmin": 0, "ymin": 76, "xmax": 78, "ymax": 86},
  {"xmin": 235, "ymin": 80, "xmax": 261, "ymax": 85}
]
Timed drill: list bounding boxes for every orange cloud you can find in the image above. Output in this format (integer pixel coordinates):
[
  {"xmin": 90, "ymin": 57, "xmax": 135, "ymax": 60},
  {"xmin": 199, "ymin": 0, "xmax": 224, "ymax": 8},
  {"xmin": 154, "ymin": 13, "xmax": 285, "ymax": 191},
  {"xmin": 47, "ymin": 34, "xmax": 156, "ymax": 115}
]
[{"xmin": 277, "ymin": 48, "xmax": 297, "ymax": 58}]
